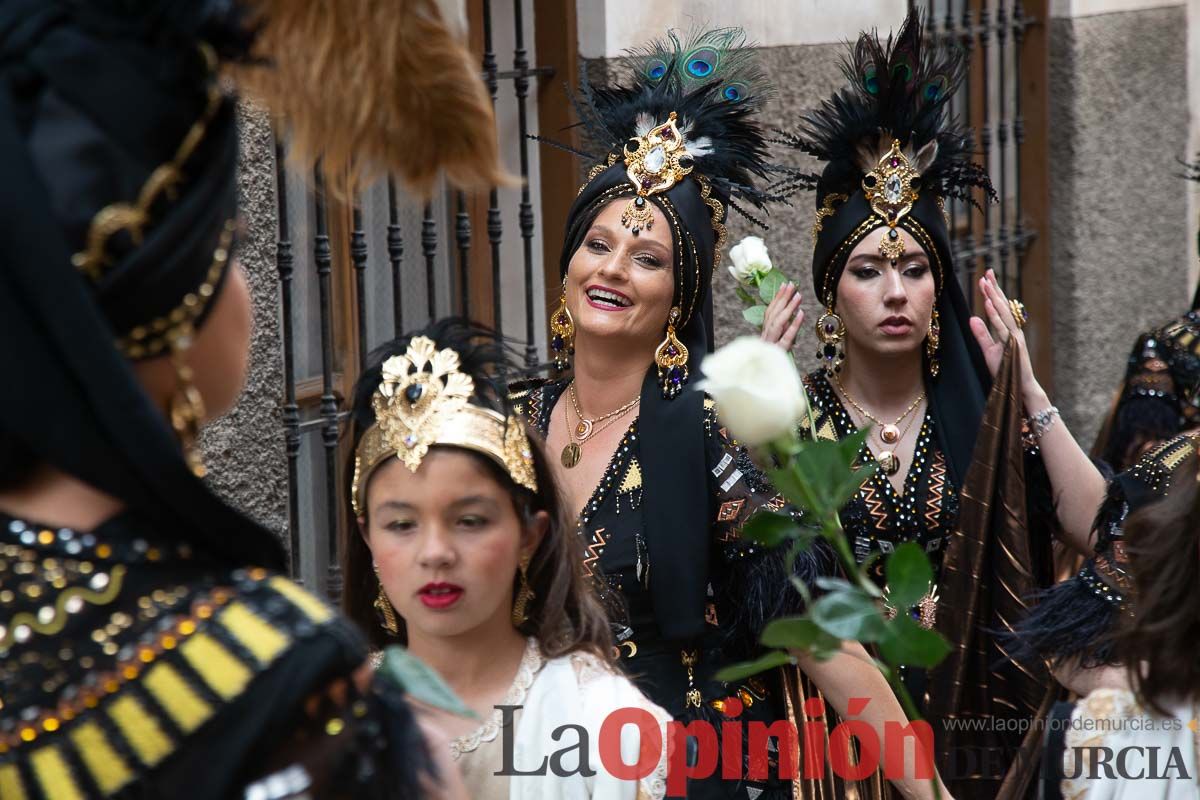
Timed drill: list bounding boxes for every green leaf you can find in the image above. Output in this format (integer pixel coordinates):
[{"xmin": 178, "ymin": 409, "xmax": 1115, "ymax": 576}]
[
  {"xmin": 757, "ymin": 269, "xmax": 786, "ymax": 303},
  {"xmin": 782, "ymin": 432, "xmax": 877, "ymax": 517},
  {"xmin": 760, "ymin": 616, "xmax": 843, "ymax": 654},
  {"xmin": 714, "ymin": 649, "xmax": 795, "ymax": 682},
  {"xmin": 739, "ymin": 510, "xmax": 798, "ymax": 547},
  {"xmin": 877, "ymin": 616, "xmax": 951, "ymax": 669},
  {"xmin": 885, "ymin": 542, "xmax": 934, "ymax": 611},
  {"xmin": 378, "ymin": 646, "xmax": 477, "ymax": 718},
  {"xmin": 814, "ymin": 576, "xmax": 855, "ymax": 594},
  {"xmin": 742, "ymin": 305, "xmax": 766, "ymax": 326},
  {"xmin": 735, "ymin": 286, "xmax": 757, "ymax": 306},
  {"xmin": 810, "ymin": 588, "xmax": 889, "ymax": 642}
]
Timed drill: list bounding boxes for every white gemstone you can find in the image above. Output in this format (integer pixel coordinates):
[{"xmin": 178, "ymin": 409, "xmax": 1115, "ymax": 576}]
[
  {"xmin": 37, "ymin": 606, "xmax": 54, "ymax": 625},
  {"xmin": 14, "ymin": 625, "xmax": 30, "ymax": 643},
  {"xmin": 65, "ymin": 597, "xmax": 84, "ymax": 614},
  {"xmin": 884, "ymin": 174, "xmax": 904, "ymax": 204},
  {"xmin": 90, "ymin": 573, "xmax": 109, "ymax": 591},
  {"xmin": 644, "ymin": 146, "xmax": 666, "ymax": 174}
]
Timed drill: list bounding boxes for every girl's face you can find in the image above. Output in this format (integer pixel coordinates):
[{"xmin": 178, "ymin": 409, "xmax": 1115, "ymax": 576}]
[
  {"xmin": 362, "ymin": 448, "xmax": 546, "ymax": 641},
  {"xmin": 835, "ymin": 227, "xmax": 936, "ymax": 359},
  {"xmin": 564, "ymin": 198, "xmax": 675, "ymax": 352}
]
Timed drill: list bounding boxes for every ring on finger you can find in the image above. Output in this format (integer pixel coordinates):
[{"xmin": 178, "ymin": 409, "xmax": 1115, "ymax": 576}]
[{"xmin": 1009, "ymin": 299, "xmax": 1028, "ymax": 330}]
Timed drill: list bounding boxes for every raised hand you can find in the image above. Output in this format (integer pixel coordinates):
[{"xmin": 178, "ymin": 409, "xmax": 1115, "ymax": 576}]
[
  {"xmin": 760, "ymin": 281, "xmax": 805, "ymax": 351},
  {"xmin": 968, "ymin": 269, "xmax": 1038, "ymax": 395}
]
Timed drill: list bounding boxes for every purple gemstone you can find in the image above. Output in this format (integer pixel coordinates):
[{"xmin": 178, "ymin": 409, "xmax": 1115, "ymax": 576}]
[
  {"xmin": 661, "ymin": 127, "xmax": 675, "ymax": 140},
  {"xmin": 552, "ymin": 335, "xmax": 563, "ymax": 350},
  {"xmin": 666, "ymin": 345, "xmax": 678, "ymax": 357},
  {"xmin": 889, "ymin": 158, "xmax": 899, "ymax": 167},
  {"xmin": 641, "ymin": 177, "xmax": 656, "ymax": 190},
  {"xmin": 824, "ymin": 321, "xmax": 837, "ymax": 334}
]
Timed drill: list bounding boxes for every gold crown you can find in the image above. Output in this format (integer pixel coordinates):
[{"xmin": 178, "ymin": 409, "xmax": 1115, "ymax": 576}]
[{"xmin": 351, "ymin": 336, "xmax": 538, "ymax": 516}]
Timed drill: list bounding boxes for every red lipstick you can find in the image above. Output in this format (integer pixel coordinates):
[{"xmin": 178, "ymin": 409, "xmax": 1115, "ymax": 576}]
[{"xmin": 418, "ymin": 582, "xmax": 464, "ymax": 610}]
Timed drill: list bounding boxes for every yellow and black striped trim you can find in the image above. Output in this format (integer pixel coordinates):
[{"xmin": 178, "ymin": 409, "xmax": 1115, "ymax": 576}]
[{"xmin": 1, "ymin": 573, "xmax": 335, "ymax": 799}]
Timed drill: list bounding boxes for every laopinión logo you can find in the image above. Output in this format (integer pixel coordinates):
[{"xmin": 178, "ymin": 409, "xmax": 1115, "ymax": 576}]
[{"xmin": 494, "ymin": 696, "xmax": 936, "ymax": 796}]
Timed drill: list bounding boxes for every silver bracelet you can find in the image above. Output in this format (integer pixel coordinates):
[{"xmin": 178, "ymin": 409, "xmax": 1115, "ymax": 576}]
[{"xmin": 1027, "ymin": 405, "xmax": 1060, "ymax": 441}]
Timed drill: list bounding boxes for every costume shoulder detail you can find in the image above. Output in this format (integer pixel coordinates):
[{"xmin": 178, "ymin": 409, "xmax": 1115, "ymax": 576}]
[{"xmin": 0, "ymin": 568, "xmax": 343, "ymax": 800}]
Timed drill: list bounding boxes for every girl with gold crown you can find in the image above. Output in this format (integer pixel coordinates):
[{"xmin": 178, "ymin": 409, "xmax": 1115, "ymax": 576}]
[{"xmin": 343, "ymin": 319, "xmax": 671, "ymax": 799}]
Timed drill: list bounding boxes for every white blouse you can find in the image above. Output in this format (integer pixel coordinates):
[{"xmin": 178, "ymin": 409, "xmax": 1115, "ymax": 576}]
[{"xmin": 450, "ymin": 638, "xmax": 671, "ymax": 800}]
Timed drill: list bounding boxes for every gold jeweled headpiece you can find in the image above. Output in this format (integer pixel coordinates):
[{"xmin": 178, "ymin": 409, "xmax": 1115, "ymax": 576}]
[
  {"xmin": 620, "ymin": 112, "xmax": 694, "ymax": 234},
  {"xmin": 862, "ymin": 140, "xmax": 921, "ymax": 260},
  {"xmin": 351, "ymin": 336, "xmax": 538, "ymax": 516}
]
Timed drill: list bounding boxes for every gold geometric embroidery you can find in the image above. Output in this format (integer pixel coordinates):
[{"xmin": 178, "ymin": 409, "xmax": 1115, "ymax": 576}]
[
  {"xmin": 815, "ymin": 418, "xmax": 838, "ymax": 442},
  {"xmin": 619, "ymin": 459, "xmax": 643, "ymax": 494},
  {"xmin": 268, "ymin": 576, "xmax": 333, "ymax": 624},
  {"xmin": 180, "ymin": 632, "xmax": 253, "ymax": 701},
  {"xmin": 717, "ymin": 499, "xmax": 745, "ymax": 523},
  {"xmin": 0, "ymin": 764, "xmax": 26, "ymax": 800},
  {"xmin": 218, "ymin": 602, "xmax": 290, "ymax": 665},
  {"xmin": 108, "ymin": 694, "xmax": 173, "ymax": 767},
  {"xmin": 30, "ymin": 745, "xmax": 84, "ymax": 800},
  {"xmin": 143, "ymin": 662, "xmax": 214, "ymax": 733},
  {"xmin": 582, "ymin": 528, "xmax": 608, "ymax": 579},
  {"xmin": 70, "ymin": 720, "xmax": 134, "ymax": 794},
  {"xmin": 925, "ymin": 451, "xmax": 946, "ymax": 532},
  {"xmin": 860, "ymin": 480, "xmax": 888, "ymax": 533}
]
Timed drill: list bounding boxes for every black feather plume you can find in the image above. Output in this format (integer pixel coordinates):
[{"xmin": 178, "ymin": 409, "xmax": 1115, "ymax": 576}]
[{"xmin": 785, "ymin": 11, "xmax": 994, "ymax": 204}]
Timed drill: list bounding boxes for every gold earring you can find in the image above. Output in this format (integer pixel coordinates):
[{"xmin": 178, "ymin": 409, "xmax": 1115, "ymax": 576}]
[
  {"xmin": 550, "ymin": 280, "xmax": 574, "ymax": 372},
  {"xmin": 815, "ymin": 307, "xmax": 845, "ymax": 375},
  {"xmin": 655, "ymin": 307, "xmax": 689, "ymax": 399},
  {"xmin": 167, "ymin": 326, "xmax": 207, "ymax": 478},
  {"xmin": 372, "ymin": 565, "xmax": 400, "ymax": 635},
  {"xmin": 926, "ymin": 308, "xmax": 941, "ymax": 378},
  {"xmin": 511, "ymin": 554, "xmax": 535, "ymax": 627}
]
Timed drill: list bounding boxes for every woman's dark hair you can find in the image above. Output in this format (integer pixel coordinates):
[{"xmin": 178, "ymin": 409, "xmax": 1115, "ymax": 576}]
[
  {"xmin": 1117, "ymin": 451, "xmax": 1200, "ymax": 715},
  {"xmin": 341, "ymin": 318, "xmax": 614, "ymax": 662}
]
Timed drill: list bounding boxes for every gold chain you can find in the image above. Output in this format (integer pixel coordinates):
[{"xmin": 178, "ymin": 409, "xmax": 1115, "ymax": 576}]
[
  {"xmin": 568, "ymin": 382, "xmax": 640, "ymax": 430},
  {"xmin": 833, "ymin": 373, "xmax": 924, "ymax": 430}
]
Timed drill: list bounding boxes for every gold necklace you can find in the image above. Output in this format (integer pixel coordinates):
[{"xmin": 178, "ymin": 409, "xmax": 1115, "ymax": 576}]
[
  {"xmin": 833, "ymin": 374, "xmax": 924, "ymax": 477},
  {"xmin": 560, "ymin": 382, "xmax": 640, "ymax": 469}
]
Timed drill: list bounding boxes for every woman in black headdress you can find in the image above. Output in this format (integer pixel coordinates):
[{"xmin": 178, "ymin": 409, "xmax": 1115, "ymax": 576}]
[
  {"xmin": 1091, "ymin": 156, "xmax": 1200, "ymax": 472},
  {"xmin": 518, "ymin": 29, "xmax": 952, "ymax": 800},
  {"xmin": 0, "ymin": 1, "xmax": 499, "ymax": 797},
  {"xmin": 760, "ymin": 13, "xmax": 1119, "ymax": 798}
]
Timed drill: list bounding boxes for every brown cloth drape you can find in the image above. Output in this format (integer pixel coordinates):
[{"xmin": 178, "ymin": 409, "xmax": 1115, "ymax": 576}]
[{"xmin": 927, "ymin": 340, "xmax": 1058, "ymax": 800}]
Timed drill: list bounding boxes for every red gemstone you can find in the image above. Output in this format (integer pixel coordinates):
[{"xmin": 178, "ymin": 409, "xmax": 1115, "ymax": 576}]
[{"xmin": 890, "ymin": 158, "xmax": 899, "ymax": 167}]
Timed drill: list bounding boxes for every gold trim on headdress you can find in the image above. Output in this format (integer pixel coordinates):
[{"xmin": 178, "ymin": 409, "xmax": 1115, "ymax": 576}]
[
  {"xmin": 620, "ymin": 112, "xmax": 694, "ymax": 234},
  {"xmin": 862, "ymin": 140, "xmax": 921, "ymax": 260},
  {"xmin": 351, "ymin": 336, "xmax": 537, "ymax": 516}
]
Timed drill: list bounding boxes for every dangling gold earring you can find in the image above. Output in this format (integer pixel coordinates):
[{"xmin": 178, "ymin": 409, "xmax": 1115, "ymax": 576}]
[
  {"xmin": 511, "ymin": 554, "xmax": 535, "ymax": 627},
  {"xmin": 655, "ymin": 307, "xmax": 689, "ymax": 399},
  {"xmin": 814, "ymin": 307, "xmax": 846, "ymax": 375},
  {"xmin": 372, "ymin": 565, "xmax": 400, "ymax": 635},
  {"xmin": 167, "ymin": 326, "xmax": 207, "ymax": 478},
  {"xmin": 926, "ymin": 308, "xmax": 941, "ymax": 378},
  {"xmin": 550, "ymin": 280, "xmax": 575, "ymax": 372}
]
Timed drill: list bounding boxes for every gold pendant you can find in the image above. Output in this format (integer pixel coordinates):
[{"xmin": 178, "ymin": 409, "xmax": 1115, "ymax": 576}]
[
  {"xmin": 574, "ymin": 419, "xmax": 593, "ymax": 439},
  {"xmin": 877, "ymin": 451, "xmax": 900, "ymax": 476},
  {"xmin": 880, "ymin": 423, "xmax": 900, "ymax": 445},
  {"xmin": 561, "ymin": 442, "xmax": 582, "ymax": 469}
]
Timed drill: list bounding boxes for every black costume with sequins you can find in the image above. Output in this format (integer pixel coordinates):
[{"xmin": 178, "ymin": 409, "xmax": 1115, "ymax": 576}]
[
  {"xmin": 514, "ymin": 379, "xmax": 835, "ymax": 800},
  {"xmin": 0, "ymin": 510, "xmax": 427, "ymax": 800}
]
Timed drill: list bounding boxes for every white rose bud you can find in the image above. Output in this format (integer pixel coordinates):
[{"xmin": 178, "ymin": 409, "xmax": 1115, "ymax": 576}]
[
  {"xmin": 727, "ymin": 235, "xmax": 773, "ymax": 285},
  {"xmin": 699, "ymin": 337, "xmax": 808, "ymax": 447}
]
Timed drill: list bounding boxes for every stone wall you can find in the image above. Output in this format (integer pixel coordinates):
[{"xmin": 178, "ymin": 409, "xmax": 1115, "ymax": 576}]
[{"xmin": 1047, "ymin": 5, "xmax": 1190, "ymax": 446}]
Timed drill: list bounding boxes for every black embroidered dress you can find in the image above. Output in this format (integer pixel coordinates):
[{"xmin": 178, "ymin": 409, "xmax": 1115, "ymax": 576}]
[{"xmin": 514, "ymin": 378, "xmax": 831, "ymax": 800}]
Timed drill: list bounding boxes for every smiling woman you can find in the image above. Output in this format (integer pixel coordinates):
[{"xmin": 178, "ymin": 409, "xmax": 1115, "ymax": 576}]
[{"xmin": 342, "ymin": 318, "xmax": 671, "ymax": 799}]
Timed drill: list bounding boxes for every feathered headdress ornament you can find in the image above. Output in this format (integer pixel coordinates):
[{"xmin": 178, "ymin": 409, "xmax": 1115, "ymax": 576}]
[
  {"xmin": 779, "ymin": 12, "xmax": 993, "ymax": 211},
  {"xmin": 542, "ymin": 28, "xmax": 780, "ymax": 240}
]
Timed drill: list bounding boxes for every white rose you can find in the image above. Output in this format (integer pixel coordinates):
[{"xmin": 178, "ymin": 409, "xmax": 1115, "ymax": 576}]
[
  {"xmin": 698, "ymin": 337, "xmax": 809, "ymax": 447},
  {"xmin": 727, "ymin": 235, "xmax": 773, "ymax": 285}
]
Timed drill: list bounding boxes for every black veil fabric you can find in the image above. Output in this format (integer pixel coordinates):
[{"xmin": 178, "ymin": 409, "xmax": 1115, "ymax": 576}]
[
  {"xmin": 560, "ymin": 162, "xmax": 717, "ymax": 641},
  {"xmin": 0, "ymin": 1, "xmax": 284, "ymax": 568}
]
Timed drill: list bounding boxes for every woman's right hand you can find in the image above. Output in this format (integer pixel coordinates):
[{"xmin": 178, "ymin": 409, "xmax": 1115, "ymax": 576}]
[{"xmin": 760, "ymin": 281, "xmax": 805, "ymax": 351}]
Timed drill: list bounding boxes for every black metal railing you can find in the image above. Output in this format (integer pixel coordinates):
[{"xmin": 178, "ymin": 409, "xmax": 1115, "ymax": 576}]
[
  {"xmin": 272, "ymin": 0, "xmax": 552, "ymax": 596},
  {"xmin": 925, "ymin": 0, "xmax": 1037, "ymax": 304}
]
